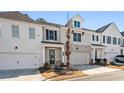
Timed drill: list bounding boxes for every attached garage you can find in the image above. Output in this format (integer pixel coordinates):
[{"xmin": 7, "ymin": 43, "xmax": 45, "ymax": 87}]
[
  {"xmin": 71, "ymin": 52, "xmax": 89, "ymax": 65},
  {"xmin": 70, "ymin": 45, "xmax": 91, "ymax": 65},
  {"xmin": 0, "ymin": 53, "xmax": 39, "ymax": 70}
]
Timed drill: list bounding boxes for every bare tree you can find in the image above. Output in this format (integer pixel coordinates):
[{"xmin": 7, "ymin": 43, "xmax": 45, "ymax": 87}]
[{"xmin": 65, "ymin": 28, "xmax": 71, "ymax": 69}]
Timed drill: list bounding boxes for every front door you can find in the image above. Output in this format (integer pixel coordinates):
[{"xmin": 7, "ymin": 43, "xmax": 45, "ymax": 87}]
[
  {"xmin": 95, "ymin": 49, "xmax": 97, "ymax": 60},
  {"xmin": 49, "ymin": 49, "xmax": 55, "ymax": 64}
]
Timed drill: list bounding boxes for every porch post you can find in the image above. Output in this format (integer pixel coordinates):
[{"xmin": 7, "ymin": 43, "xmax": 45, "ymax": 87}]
[
  {"xmin": 93, "ymin": 48, "xmax": 96, "ymax": 63},
  {"xmin": 42, "ymin": 46, "xmax": 45, "ymax": 64},
  {"xmin": 62, "ymin": 46, "xmax": 65, "ymax": 63}
]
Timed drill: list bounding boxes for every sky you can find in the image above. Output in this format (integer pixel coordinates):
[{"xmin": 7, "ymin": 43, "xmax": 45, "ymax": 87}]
[{"xmin": 22, "ymin": 11, "xmax": 124, "ymax": 31}]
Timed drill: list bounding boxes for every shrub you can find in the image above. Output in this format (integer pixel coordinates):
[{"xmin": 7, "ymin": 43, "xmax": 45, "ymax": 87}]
[{"xmin": 59, "ymin": 63, "xmax": 66, "ymax": 67}]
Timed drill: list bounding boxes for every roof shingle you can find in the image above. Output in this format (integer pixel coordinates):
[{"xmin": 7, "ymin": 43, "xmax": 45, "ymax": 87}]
[
  {"xmin": 96, "ymin": 23, "xmax": 113, "ymax": 32},
  {"xmin": 0, "ymin": 11, "xmax": 37, "ymax": 24}
]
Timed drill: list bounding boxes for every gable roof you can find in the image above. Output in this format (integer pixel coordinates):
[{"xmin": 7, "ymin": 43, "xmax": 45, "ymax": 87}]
[
  {"xmin": 96, "ymin": 22, "xmax": 113, "ymax": 33},
  {"xmin": 0, "ymin": 11, "xmax": 37, "ymax": 24},
  {"xmin": 121, "ymin": 31, "xmax": 124, "ymax": 36}
]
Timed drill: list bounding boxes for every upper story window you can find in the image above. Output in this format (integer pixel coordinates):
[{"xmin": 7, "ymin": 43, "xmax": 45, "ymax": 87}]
[
  {"xmin": 73, "ymin": 32, "xmax": 81, "ymax": 42},
  {"xmin": 123, "ymin": 39, "xmax": 124, "ymax": 45},
  {"xmin": 96, "ymin": 35, "xmax": 99, "ymax": 41},
  {"xmin": 29, "ymin": 28, "xmax": 35, "ymax": 39},
  {"xmin": 118, "ymin": 38, "xmax": 121, "ymax": 45},
  {"xmin": 92, "ymin": 35, "xmax": 95, "ymax": 41},
  {"xmin": 107, "ymin": 36, "xmax": 111, "ymax": 44},
  {"xmin": 46, "ymin": 29, "xmax": 57, "ymax": 41},
  {"xmin": 0, "ymin": 30, "xmax": 1, "ymax": 37},
  {"xmin": 12, "ymin": 25, "xmax": 19, "ymax": 38},
  {"xmin": 74, "ymin": 20, "xmax": 80, "ymax": 28},
  {"xmin": 103, "ymin": 35, "xmax": 105, "ymax": 43},
  {"xmin": 113, "ymin": 37, "xmax": 117, "ymax": 45}
]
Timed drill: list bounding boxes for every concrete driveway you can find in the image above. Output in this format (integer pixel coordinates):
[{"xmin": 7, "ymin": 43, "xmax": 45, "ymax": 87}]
[{"xmin": 0, "ymin": 69, "xmax": 43, "ymax": 81}]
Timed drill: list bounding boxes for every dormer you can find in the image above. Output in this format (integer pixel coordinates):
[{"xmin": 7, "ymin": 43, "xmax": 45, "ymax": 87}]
[{"xmin": 66, "ymin": 15, "xmax": 83, "ymax": 29}]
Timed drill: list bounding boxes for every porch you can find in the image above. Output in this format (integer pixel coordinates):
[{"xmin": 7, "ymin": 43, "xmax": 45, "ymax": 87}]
[
  {"xmin": 91, "ymin": 44, "xmax": 106, "ymax": 63},
  {"xmin": 42, "ymin": 43, "xmax": 65, "ymax": 66}
]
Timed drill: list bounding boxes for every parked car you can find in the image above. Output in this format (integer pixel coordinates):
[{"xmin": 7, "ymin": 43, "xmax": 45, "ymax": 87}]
[{"xmin": 114, "ymin": 55, "xmax": 124, "ymax": 63}]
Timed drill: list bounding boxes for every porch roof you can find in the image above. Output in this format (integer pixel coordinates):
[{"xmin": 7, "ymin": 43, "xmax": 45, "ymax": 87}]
[
  {"xmin": 91, "ymin": 44, "xmax": 106, "ymax": 48},
  {"xmin": 41, "ymin": 41, "xmax": 64, "ymax": 45}
]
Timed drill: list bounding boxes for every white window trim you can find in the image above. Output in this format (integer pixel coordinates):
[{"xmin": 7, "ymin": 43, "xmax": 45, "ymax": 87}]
[
  {"xmin": 29, "ymin": 28, "xmax": 35, "ymax": 39},
  {"xmin": 12, "ymin": 25, "xmax": 19, "ymax": 38}
]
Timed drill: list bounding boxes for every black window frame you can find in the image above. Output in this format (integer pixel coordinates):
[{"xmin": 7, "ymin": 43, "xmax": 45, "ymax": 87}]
[
  {"xmin": 103, "ymin": 35, "xmax": 105, "ymax": 43},
  {"xmin": 46, "ymin": 29, "xmax": 57, "ymax": 41},
  {"xmin": 96, "ymin": 35, "xmax": 99, "ymax": 41},
  {"xmin": 92, "ymin": 35, "xmax": 95, "ymax": 41},
  {"xmin": 113, "ymin": 37, "xmax": 117, "ymax": 45},
  {"xmin": 73, "ymin": 32, "xmax": 81, "ymax": 42}
]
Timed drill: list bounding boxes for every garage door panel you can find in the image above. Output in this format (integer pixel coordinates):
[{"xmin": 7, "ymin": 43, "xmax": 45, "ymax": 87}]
[
  {"xmin": 0, "ymin": 53, "xmax": 39, "ymax": 70},
  {"xmin": 71, "ymin": 52, "xmax": 89, "ymax": 65}
]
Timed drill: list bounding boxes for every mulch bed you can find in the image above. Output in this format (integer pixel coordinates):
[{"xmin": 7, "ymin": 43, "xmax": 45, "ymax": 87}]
[
  {"xmin": 108, "ymin": 65, "xmax": 124, "ymax": 69},
  {"xmin": 41, "ymin": 70, "xmax": 88, "ymax": 81}
]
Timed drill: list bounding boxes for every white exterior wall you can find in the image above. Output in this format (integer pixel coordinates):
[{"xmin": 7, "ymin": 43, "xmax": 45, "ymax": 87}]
[
  {"xmin": 0, "ymin": 14, "xmax": 124, "ymax": 70},
  {"xmin": 101, "ymin": 23, "xmax": 122, "ymax": 61},
  {"xmin": 0, "ymin": 18, "xmax": 43, "ymax": 70}
]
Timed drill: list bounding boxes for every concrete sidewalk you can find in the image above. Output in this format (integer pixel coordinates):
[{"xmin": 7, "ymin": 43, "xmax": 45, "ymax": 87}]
[
  {"xmin": 82, "ymin": 67, "xmax": 121, "ymax": 75},
  {"xmin": 74, "ymin": 65, "xmax": 121, "ymax": 75},
  {"xmin": 0, "ymin": 69, "xmax": 43, "ymax": 81}
]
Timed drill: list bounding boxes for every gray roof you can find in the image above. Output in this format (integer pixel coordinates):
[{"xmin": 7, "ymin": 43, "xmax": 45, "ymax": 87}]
[
  {"xmin": 96, "ymin": 23, "xmax": 113, "ymax": 32},
  {"xmin": 0, "ymin": 12, "xmax": 119, "ymax": 33},
  {"xmin": 82, "ymin": 28, "xmax": 95, "ymax": 32},
  {"xmin": 37, "ymin": 21, "xmax": 64, "ymax": 27},
  {"xmin": 0, "ymin": 11, "xmax": 37, "ymax": 24},
  {"xmin": 121, "ymin": 32, "xmax": 124, "ymax": 36},
  {"xmin": 91, "ymin": 44, "xmax": 106, "ymax": 47}
]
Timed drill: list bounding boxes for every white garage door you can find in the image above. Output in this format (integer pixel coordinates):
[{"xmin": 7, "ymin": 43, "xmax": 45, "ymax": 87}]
[
  {"xmin": 0, "ymin": 53, "xmax": 39, "ymax": 70},
  {"xmin": 71, "ymin": 52, "xmax": 89, "ymax": 65}
]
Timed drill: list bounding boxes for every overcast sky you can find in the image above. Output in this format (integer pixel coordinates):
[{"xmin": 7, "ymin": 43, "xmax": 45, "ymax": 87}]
[{"xmin": 22, "ymin": 11, "xmax": 124, "ymax": 31}]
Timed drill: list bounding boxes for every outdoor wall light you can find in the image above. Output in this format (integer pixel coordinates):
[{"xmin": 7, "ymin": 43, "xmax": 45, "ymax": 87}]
[
  {"xmin": 14, "ymin": 46, "xmax": 18, "ymax": 50},
  {"xmin": 71, "ymin": 30, "xmax": 74, "ymax": 34},
  {"xmin": 82, "ymin": 32, "xmax": 84, "ymax": 36}
]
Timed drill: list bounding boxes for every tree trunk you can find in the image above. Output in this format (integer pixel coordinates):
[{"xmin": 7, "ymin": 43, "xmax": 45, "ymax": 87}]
[{"xmin": 65, "ymin": 28, "xmax": 71, "ymax": 69}]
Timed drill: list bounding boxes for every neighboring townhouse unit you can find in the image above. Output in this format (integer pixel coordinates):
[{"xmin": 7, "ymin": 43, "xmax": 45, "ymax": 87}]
[
  {"xmin": 0, "ymin": 11, "xmax": 124, "ymax": 70},
  {"xmin": 0, "ymin": 12, "xmax": 43, "ymax": 70}
]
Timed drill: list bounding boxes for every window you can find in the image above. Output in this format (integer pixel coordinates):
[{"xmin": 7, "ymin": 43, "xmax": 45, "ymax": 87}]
[
  {"xmin": 103, "ymin": 35, "xmax": 105, "ymax": 43},
  {"xmin": 113, "ymin": 37, "xmax": 117, "ymax": 45},
  {"xmin": 73, "ymin": 33, "xmax": 81, "ymax": 42},
  {"xmin": 96, "ymin": 35, "xmax": 99, "ymax": 41},
  {"xmin": 123, "ymin": 39, "xmax": 124, "ymax": 45},
  {"xmin": 0, "ymin": 30, "xmax": 1, "ymax": 37},
  {"xmin": 12, "ymin": 25, "xmax": 19, "ymax": 38},
  {"xmin": 92, "ymin": 35, "xmax": 95, "ymax": 41},
  {"xmin": 46, "ymin": 29, "xmax": 57, "ymax": 41},
  {"xmin": 74, "ymin": 20, "xmax": 80, "ymax": 28},
  {"xmin": 107, "ymin": 36, "xmax": 111, "ymax": 44},
  {"xmin": 118, "ymin": 38, "xmax": 121, "ymax": 45},
  {"xmin": 29, "ymin": 28, "xmax": 35, "ymax": 39}
]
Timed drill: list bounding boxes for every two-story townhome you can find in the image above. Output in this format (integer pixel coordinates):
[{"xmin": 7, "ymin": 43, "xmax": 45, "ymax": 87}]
[
  {"xmin": 0, "ymin": 12, "xmax": 43, "ymax": 70},
  {"xmin": 37, "ymin": 20, "xmax": 65, "ymax": 66},
  {"xmin": 0, "ymin": 11, "xmax": 124, "ymax": 70},
  {"xmin": 65, "ymin": 15, "xmax": 91, "ymax": 65}
]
